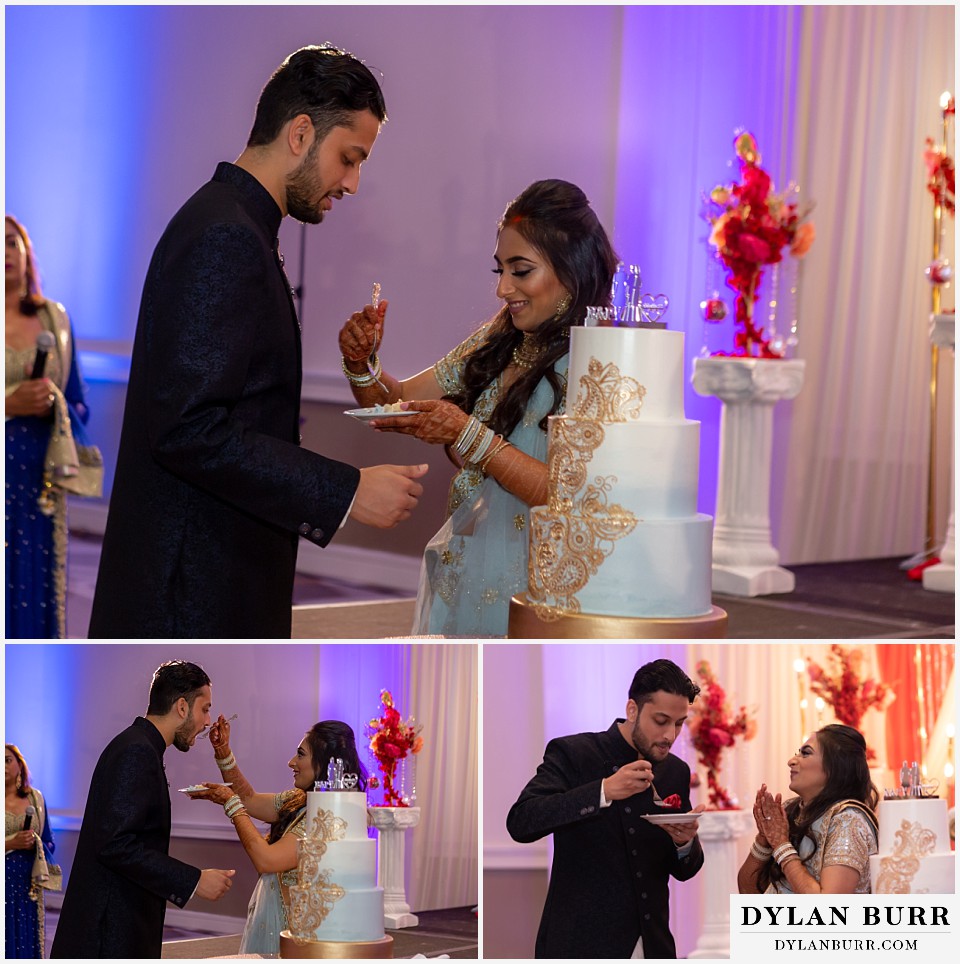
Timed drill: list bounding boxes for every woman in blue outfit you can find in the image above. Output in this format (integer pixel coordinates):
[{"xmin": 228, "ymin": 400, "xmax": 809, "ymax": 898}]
[
  {"xmin": 5, "ymin": 215, "xmax": 101, "ymax": 638},
  {"xmin": 5, "ymin": 744, "xmax": 56, "ymax": 958},
  {"xmin": 338, "ymin": 179, "xmax": 619, "ymax": 635}
]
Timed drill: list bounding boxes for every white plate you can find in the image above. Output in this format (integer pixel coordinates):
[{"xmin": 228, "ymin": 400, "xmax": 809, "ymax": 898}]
[
  {"xmin": 639, "ymin": 811, "xmax": 702, "ymax": 826},
  {"xmin": 178, "ymin": 784, "xmax": 231, "ymax": 794},
  {"xmin": 344, "ymin": 407, "xmax": 418, "ymax": 422}
]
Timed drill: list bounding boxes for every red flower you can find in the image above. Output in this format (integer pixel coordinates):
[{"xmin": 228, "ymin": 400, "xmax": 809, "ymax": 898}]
[
  {"xmin": 688, "ymin": 660, "xmax": 756, "ymax": 810},
  {"xmin": 365, "ymin": 689, "xmax": 424, "ymax": 807},
  {"xmin": 731, "ymin": 232, "xmax": 772, "ymax": 263},
  {"xmin": 703, "ymin": 131, "xmax": 815, "ymax": 357},
  {"xmin": 805, "ymin": 645, "xmax": 894, "ymax": 761}
]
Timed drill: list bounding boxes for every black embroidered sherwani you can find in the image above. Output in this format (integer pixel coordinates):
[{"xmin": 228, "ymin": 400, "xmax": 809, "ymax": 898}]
[
  {"xmin": 50, "ymin": 718, "xmax": 201, "ymax": 959},
  {"xmin": 89, "ymin": 163, "xmax": 359, "ymax": 638},
  {"xmin": 506, "ymin": 720, "xmax": 704, "ymax": 959}
]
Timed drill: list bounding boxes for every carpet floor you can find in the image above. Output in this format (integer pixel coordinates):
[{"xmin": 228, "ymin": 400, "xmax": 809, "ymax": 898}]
[
  {"xmin": 293, "ymin": 557, "xmax": 953, "ymax": 639},
  {"xmin": 159, "ymin": 907, "xmax": 478, "ymax": 959},
  {"xmin": 63, "ymin": 531, "xmax": 952, "ymax": 639}
]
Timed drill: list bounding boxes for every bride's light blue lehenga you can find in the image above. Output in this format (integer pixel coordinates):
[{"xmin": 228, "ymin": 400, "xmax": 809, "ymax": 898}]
[
  {"xmin": 238, "ymin": 790, "xmax": 306, "ymax": 956},
  {"xmin": 413, "ymin": 323, "xmax": 568, "ymax": 637}
]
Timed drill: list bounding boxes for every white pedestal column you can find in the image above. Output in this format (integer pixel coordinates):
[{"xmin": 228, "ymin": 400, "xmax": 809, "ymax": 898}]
[
  {"xmin": 923, "ymin": 314, "xmax": 955, "ymax": 593},
  {"xmin": 688, "ymin": 809, "xmax": 755, "ymax": 960},
  {"xmin": 368, "ymin": 806, "xmax": 421, "ymax": 929},
  {"xmin": 692, "ymin": 357, "xmax": 805, "ymax": 596}
]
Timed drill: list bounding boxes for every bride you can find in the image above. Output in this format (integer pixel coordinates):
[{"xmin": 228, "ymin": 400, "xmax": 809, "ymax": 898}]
[
  {"xmin": 737, "ymin": 723, "xmax": 879, "ymax": 894},
  {"xmin": 192, "ymin": 716, "xmax": 368, "ymax": 954}
]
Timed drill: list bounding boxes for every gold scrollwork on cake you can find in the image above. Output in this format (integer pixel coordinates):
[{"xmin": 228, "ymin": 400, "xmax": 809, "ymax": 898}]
[
  {"xmin": 528, "ymin": 357, "xmax": 644, "ymax": 622},
  {"xmin": 872, "ymin": 819, "xmax": 938, "ymax": 893},
  {"xmin": 308, "ymin": 808, "xmax": 348, "ymax": 843},
  {"xmin": 288, "ymin": 807, "xmax": 350, "ymax": 943},
  {"xmin": 289, "ymin": 869, "xmax": 347, "ymax": 942},
  {"xmin": 571, "ymin": 357, "xmax": 646, "ymax": 422}
]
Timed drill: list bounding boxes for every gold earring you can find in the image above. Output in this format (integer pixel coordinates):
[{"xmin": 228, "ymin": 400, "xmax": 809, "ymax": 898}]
[
  {"xmin": 554, "ymin": 295, "xmax": 571, "ymax": 318},
  {"xmin": 16, "ymin": 774, "xmax": 22, "ymax": 790}
]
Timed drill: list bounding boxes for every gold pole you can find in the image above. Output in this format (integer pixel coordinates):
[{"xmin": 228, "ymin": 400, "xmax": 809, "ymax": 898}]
[{"xmin": 924, "ymin": 92, "xmax": 953, "ymax": 557}]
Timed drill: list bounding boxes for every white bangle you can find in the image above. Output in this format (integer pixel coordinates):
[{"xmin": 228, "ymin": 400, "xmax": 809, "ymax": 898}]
[
  {"xmin": 750, "ymin": 841, "xmax": 773, "ymax": 861},
  {"xmin": 215, "ymin": 753, "xmax": 236, "ymax": 771}
]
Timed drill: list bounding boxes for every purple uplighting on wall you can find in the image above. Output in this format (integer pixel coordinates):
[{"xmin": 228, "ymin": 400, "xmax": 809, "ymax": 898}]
[{"xmin": 612, "ymin": 6, "xmax": 802, "ymax": 516}]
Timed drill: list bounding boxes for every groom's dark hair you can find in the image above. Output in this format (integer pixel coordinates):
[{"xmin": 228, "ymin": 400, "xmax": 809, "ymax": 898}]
[
  {"xmin": 247, "ymin": 44, "xmax": 386, "ymax": 147},
  {"xmin": 147, "ymin": 660, "xmax": 211, "ymax": 715},
  {"xmin": 628, "ymin": 659, "xmax": 700, "ymax": 708}
]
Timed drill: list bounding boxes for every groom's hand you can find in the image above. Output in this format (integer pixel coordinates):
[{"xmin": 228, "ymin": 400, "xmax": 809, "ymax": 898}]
[
  {"xmin": 195, "ymin": 868, "xmax": 235, "ymax": 901},
  {"xmin": 350, "ymin": 463, "xmax": 428, "ymax": 528},
  {"xmin": 602, "ymin": 759, "xmax": 654, "ymax": 800}
]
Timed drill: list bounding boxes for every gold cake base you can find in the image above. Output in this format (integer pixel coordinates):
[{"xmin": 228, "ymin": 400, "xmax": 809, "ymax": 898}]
[
  {"xmin": 508, "ymin": 594, "xmax": 728, "ymax": 638},
  {"xmin": 279, "ymin": 931, "xmax": 394, "ymax": 959}
]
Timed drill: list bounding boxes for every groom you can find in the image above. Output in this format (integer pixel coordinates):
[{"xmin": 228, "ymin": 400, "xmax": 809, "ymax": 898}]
[
  {"xmin": 507, "ymin": 658, "xmax": 705, "ymax": 959},
  {"xmin": 51, "ymin": 661, "xmax": 235, "ymax": 959},
  {"xmin": 89, "ymin": 44, "xmax": 427, "ymax": 639}
]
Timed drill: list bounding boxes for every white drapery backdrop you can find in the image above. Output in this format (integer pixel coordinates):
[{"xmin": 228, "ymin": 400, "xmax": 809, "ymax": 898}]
[
  {"xmin": 778, "ymin": 4, "xmax": 955, "ymax": 562},
  {"xmin": 615, "ymin": 4, "xmax": 954, "ymax": 565},
  {"xmin": 408, "ymin": 642, "xmax": 479, "ymax": 912}
]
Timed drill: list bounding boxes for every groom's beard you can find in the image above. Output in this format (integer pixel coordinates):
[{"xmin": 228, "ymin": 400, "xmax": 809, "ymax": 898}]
[
  {"xmin": 630, "ymin": 723, "xmax": 672, "ymax": 763},
  {"xmin": 172, "ymin": 717, "xmax": 200, "ymax": 752}
]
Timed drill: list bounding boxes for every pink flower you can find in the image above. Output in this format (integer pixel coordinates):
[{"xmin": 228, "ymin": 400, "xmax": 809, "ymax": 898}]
[
  {"xmin": 708, "ymin": 727, "xmax": 735, "ymax": 747},
  {"xmin": 734, "ymin": 232, "xmax": 772, "ymax": 263}
]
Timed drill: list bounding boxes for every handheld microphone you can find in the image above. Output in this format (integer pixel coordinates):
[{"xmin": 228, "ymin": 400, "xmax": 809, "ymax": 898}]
[
  {"xmin": 23, "ymin": 805, "xmax": 35, "ymax": 832},
  {"xmin": 31, "ymin": 330, "xmax": 56, "ymax": 379}
]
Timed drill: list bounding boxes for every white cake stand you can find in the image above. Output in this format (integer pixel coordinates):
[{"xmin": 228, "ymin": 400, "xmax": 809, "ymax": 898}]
[
  {"xmin": 692, "ymin": 356, "xmax": 805, "ymax": 596},
  {"xmin": 368, "ymin": 805, "xmax": 421, "ymax": 929}
]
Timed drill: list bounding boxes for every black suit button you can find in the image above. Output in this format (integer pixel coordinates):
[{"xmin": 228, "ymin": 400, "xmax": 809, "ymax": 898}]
[
  {"xmin": 586, "ymin": 805, "xmax": 595, "ymax": 813},
  {"xmin": 641, "ymin": 892, "xmax": 647, "ymax": 899},
  {"xmin": 298, "ymin": 523, "xmax": 311, "ymax": 536},
  {"xmin": 636, "ymin": 871, "xmax": 642, "ymax": 879},
  {"xmin": 624, "ymin": 806, "xmax": 631, "ymax": 813},
  {"xmin": 628, "ymin": 827, "xmax": 635, "ymax": 834},
  {"xmin": 644, "ymin": 913, "xmax": 651, "ymax": 921},
  {"xmin": 631, "ymin": 850, "xmax": 638, "ymax": 856},
  {"xmin": 611, "ymin": 765, "xmax": 619, "ymax": 772},
  {"xmin": 310, "ymin": 528, "xmax": 324, "ymax": 542}
]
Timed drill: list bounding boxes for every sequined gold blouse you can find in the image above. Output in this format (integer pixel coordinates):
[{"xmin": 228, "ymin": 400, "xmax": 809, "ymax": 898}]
[{"xmin": 768, "ymin": 803, "xmax": 878, "ymax": 894}]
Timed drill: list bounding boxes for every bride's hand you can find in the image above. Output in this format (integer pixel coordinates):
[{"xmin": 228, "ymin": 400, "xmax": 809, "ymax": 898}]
[
  {"xmin": 369, "ymin": 398, "xmax": 470, "ymax": 446},
  {"xmin": 759, "ymin": 789, "xmax": 789, "ymax": 848},
  {"xmin": 752, "ymin": 785, "xmax": 771, "ymax": 845},
  {"xmin": 339, "ymin": 302, "xmax": 387, "ymax": 362},
  {"xmin": 209, "ymin": 714, "xmax": 231, "ymax": 752},
  {"xmin": 189, "ymin": 783, "xmax": 236, "ymax": 806}
]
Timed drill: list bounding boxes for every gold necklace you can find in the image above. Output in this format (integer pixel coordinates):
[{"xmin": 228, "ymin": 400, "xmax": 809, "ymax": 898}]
[{"xmin": 511, "ymin": 334, "xmax": 543, "ymax": 370}]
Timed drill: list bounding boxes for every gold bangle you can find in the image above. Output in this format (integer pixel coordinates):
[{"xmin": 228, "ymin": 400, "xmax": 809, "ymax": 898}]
[{"xmin": 479, "ymin": 437, "xmax": 510, "ymax": 473}]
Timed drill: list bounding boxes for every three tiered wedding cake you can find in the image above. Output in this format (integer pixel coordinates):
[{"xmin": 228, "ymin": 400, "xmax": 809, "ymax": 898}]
[
  {"xmin": 510, "ymin": 324, "xmax": 724, "ymax": 637},
  {"xmin": 280, "ymin": 790, "xmax": 393, "ymax": 958}
]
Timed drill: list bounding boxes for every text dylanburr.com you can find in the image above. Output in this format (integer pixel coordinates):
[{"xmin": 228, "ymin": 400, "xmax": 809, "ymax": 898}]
[{"xmin": 731, "ymin": 895, "xmax": 956, "ymax": 959}]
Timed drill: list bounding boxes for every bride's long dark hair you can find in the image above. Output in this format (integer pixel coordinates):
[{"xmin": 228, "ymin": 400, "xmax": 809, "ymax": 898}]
[
  {"xmin": 269, "ymin": 720, "xmax": 368, "ymax": 843},
  {"xmin": 445, "ymin": 179, "xmax": 619, "ymax": 436},
  {"xmin": 759, "ymin": 723, "xmax": 879, "ymax": 892}
]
